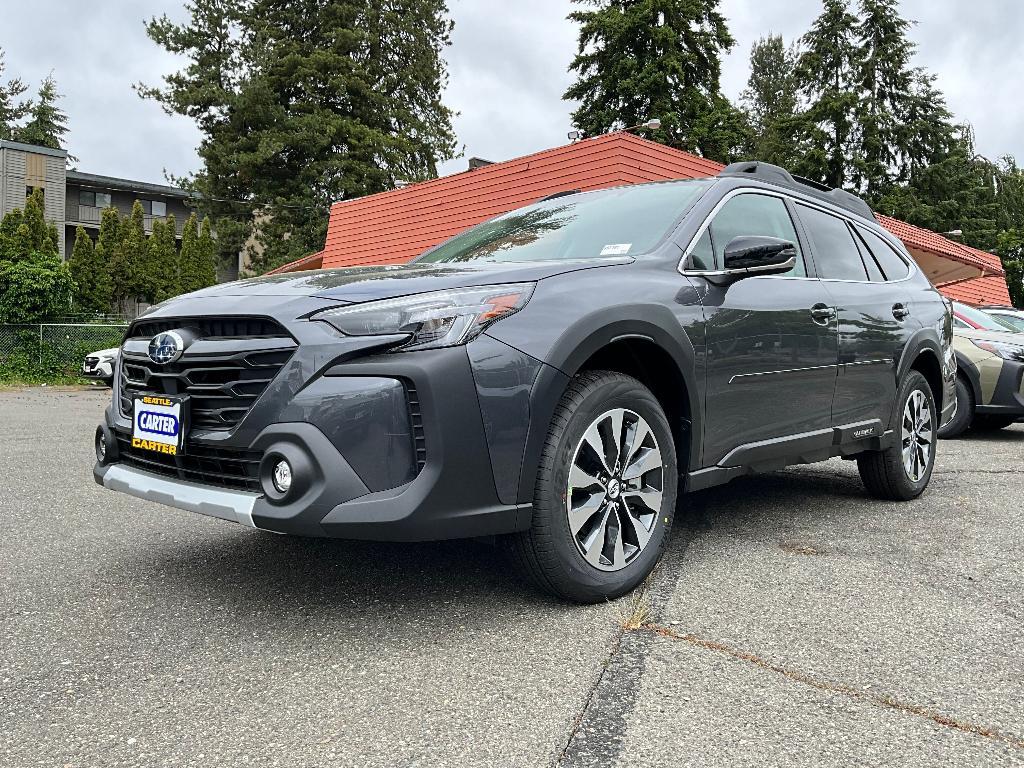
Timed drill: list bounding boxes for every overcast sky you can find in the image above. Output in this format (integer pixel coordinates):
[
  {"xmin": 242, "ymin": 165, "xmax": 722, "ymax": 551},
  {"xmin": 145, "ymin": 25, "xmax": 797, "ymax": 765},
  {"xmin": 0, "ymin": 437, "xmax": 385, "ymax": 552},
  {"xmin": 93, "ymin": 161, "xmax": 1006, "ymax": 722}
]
[{"xmin": 2, "ymin": 1, "xmax": 1019, "ymax": 185}]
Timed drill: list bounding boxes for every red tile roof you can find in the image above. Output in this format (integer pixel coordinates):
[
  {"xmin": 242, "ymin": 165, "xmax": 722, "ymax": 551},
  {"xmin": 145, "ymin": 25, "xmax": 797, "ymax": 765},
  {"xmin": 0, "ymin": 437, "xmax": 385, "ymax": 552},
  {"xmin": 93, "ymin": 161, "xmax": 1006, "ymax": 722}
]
[
  {"xmin": 939, "ymin": 275, "xmax": 1013, "ymax": 307},
  {"xmin": 874, "ymin": 214, "xmax": 1004, "ymax": 275},
  {"xmin": 270, "ymin": 133, "xmax": 1011, "ymax": 307},
  {"xmin": 318, "ymin": 133, "xmax": 723, "ymax": 269}
]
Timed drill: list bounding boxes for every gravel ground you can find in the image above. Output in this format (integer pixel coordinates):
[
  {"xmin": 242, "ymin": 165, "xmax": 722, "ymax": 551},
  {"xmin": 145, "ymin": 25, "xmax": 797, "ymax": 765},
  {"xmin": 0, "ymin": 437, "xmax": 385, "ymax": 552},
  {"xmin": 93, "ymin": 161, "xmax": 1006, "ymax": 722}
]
[{"xmin": 2, "ymin": 386, "xmax": 1022, "ymax": 767}]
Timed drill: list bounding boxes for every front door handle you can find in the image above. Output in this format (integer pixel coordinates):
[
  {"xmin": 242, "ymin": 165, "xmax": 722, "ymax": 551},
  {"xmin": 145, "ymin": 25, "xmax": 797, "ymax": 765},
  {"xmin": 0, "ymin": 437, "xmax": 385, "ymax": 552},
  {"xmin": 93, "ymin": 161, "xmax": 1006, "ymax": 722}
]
[
  {"xmin": 892, "ymin": 303, "xmax": 911, "ymax": 320},
  {"xmin": 810, "ymin": 303, "xmax": 837, "ymax": 323}
]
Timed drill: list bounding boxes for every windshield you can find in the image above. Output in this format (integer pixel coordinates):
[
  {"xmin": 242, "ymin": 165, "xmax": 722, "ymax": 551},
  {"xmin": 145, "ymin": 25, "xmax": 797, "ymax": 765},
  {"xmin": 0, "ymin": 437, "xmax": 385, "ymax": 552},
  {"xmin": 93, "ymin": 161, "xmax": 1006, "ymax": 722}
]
[
  {"xmin": 416, "ymin": 180, "xmax": 715, "ymax": 264},
  {"xmin": 991, "ymin": 312, "xmax": 1024, "ymax": 332},
  {"xmin": 955, "ymin": 302, "xmax": 1021, "ymax": 333}
]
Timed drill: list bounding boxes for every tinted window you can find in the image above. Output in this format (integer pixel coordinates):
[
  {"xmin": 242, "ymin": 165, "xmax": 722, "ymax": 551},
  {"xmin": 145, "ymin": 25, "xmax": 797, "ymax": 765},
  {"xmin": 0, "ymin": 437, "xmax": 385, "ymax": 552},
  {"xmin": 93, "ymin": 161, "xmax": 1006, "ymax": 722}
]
[
  {"xmin": 797, "ymin": 205, "xmax": 868, "ymax": 281},
  {"xmin": 688, "ymin": 229, "xmax": 715, "ymax": 270},
  {"xmin": 857, "ymin": 227, "xmax": 911, "ymax": 280},
  {"xmin": 418, "ymin": 180, "xmax": 714, "ymax": 264},
  {"xmin": 708, "ymin": 193, "xmax": 805, "ymax": 276},
  {"xmin": 854, "ymin": 236, "xmax": 885, "ymax": 281}
]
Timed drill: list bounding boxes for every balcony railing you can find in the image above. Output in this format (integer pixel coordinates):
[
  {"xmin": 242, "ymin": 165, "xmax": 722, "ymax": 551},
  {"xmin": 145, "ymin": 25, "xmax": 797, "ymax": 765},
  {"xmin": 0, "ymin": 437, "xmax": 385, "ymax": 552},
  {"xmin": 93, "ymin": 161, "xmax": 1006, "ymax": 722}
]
[{"xmin": 73, "ymin": 205, "xmax": 185, "ymax": 236}]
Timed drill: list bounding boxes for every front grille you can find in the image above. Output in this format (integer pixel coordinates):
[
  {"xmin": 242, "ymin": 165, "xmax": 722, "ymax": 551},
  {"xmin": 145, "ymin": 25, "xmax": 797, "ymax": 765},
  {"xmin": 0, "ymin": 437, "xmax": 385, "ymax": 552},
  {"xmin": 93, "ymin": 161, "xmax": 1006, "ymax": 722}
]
[
  {"xmin": 115, "ymin": 433, "xmax": 262, "ymax": 492},
  {"xmin": 129, "ymin": 316, "xmax": 288, "ymax": 340},
  {"xmin": 119, "ymin": 348, "xmax": 293, "ymax": 430},
  {"xmin": 406, "ymin": 382, "xmax": 427, "ymax": 473}
]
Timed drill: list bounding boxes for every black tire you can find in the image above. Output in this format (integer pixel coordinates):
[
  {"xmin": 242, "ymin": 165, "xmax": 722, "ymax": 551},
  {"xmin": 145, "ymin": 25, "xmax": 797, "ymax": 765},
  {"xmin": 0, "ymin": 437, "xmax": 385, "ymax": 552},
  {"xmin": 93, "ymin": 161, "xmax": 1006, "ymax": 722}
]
[
  {"xmin": 510, "ymin": 370, "xmax": 678, "ymax": 603},
  {"xmin": 858, "ymin": 370, "xmax": 937, "ymax": 501},
  {"xmin": 937, "ymin": 374, "xmax": 973, "ymax": 439},
  {"xmin": 972, "ymin": 415, "xmax": 1016, "ymax": 431}
]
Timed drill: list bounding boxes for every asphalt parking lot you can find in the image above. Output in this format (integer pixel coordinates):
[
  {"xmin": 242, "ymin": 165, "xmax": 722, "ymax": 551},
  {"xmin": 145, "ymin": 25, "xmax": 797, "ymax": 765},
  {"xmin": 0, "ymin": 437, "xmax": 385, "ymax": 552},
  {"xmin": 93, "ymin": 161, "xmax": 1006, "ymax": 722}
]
[{"xmin": 2, "ymin": 386, "xmax": 1023, "ymax": 767}]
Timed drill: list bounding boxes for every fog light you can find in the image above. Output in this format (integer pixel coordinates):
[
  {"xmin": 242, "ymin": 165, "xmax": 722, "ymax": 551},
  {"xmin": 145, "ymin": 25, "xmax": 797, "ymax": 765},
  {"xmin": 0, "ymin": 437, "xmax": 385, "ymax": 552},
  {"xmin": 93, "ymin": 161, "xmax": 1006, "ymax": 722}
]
[{"xmin": 272, "ymin": 459, "xmax": 293, "ymax": 494}]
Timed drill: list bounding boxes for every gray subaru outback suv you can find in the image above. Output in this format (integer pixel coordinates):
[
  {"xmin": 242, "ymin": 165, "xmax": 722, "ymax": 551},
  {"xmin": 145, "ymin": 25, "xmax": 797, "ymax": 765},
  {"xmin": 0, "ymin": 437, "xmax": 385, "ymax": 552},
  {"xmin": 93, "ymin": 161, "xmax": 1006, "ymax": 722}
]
[{"xmin": 94, "ymin": 162, "xmax": 955, "ymax": 602}]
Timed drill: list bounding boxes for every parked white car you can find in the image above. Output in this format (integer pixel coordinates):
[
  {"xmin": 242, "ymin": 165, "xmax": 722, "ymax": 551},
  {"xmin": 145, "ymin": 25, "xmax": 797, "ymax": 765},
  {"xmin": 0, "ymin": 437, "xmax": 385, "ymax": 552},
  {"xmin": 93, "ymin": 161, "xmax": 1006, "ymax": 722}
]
[{"xmin": 82, "ymin": 347, "xmax": 119, "ymax": 386}]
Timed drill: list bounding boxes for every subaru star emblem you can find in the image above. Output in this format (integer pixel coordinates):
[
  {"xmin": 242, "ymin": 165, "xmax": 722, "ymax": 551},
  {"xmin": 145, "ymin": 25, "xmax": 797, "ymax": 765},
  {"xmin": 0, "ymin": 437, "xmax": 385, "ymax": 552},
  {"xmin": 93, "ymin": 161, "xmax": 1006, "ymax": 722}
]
[{"xmin": 148, "ymin": 331, "xmax": 186, "ymax": 365}]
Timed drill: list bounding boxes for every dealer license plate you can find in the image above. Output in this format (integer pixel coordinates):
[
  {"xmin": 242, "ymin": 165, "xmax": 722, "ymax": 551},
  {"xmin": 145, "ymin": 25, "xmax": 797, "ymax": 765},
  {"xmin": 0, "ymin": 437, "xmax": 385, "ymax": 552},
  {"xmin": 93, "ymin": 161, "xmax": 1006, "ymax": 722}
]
[{"xmin": 131, "ymin": 394, "xmax": 189, "ymax": 456}]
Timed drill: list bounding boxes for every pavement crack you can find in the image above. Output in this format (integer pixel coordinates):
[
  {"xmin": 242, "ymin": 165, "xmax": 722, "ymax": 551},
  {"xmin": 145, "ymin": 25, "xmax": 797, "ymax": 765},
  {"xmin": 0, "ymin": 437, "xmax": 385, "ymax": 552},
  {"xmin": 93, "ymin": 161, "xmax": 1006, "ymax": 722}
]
[
  {"xmin": 553, "ymin": 626, "xmax": 625, "ymax": 767},
  {"xmin": 642, "ymin": 624, "xmax": 1024, "ymax": 751}
]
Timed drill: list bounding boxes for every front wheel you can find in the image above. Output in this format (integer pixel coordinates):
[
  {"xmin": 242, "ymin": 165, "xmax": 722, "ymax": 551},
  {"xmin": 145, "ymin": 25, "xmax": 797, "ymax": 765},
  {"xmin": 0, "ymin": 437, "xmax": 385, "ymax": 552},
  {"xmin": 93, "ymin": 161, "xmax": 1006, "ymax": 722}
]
[
  {"xmin": 858, "ymin": 370, "xmax": 937, "ymax": 501},
  {"xmin": 511, "ymin": 371, "xmax": 677, "ymax": 603}
]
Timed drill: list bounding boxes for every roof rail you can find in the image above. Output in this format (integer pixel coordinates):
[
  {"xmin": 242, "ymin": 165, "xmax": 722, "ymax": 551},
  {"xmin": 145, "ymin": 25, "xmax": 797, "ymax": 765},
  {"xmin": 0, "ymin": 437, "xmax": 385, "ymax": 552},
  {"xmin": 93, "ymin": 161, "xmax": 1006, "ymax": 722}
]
[{"xmin": 718, "ymin": 161, "xmax": 874, "ymax": 220}]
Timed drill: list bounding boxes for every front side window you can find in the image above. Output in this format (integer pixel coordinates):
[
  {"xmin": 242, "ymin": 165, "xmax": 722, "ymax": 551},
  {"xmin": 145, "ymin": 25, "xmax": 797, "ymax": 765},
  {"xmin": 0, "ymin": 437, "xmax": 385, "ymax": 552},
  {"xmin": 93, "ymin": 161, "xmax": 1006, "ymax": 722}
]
[
  {"xmin": 417, "ymin": 180, "xmax": 714, "ymax": 264},
  {"xmin": 80, "ymin": 190, "xmax": 96, "ymax": 206},
  {"xmin": 151, "ymin": 200, "xmax": 167, "ymax": 217},
  {"xmin": 96, "ymin": 192, "xmax": 112, "ymax": 208},
  {"xmin": 797, "ymin": 205, "xmax": 868, "ymax": 281},
  {"xmin": 707, "ymin": 193, "xmax": 805, "ymax": 276}
]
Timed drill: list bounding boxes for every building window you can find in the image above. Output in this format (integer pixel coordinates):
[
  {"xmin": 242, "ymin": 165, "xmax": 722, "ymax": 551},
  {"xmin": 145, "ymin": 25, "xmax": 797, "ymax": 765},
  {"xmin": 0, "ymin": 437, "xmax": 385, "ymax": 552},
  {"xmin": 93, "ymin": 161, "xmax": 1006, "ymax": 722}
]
[
  {"xmin": 151, "ymin": 200, "xmax": 167, "ymax": 217},
  {"xmin": 79, "ymin": 190, "xmax": 112, "ymax": 208}
]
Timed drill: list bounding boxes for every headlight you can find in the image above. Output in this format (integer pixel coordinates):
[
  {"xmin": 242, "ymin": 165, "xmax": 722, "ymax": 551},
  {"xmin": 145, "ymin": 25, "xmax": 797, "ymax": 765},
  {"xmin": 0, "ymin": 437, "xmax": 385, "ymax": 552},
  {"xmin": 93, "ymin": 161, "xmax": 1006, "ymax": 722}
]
[
  {"xmin": 312, "ymin": 283, "xmax": 536, "ymax": 351},
  {"xmin": 971, "ymin": 339, "xmax": 1024, "ymax": 362}
]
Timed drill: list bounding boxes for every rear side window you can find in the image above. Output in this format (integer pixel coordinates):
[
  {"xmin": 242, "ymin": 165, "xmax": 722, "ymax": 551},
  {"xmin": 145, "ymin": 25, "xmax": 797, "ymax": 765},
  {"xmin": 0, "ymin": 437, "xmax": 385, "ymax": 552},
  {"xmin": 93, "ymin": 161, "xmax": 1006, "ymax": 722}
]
[
  {"xmin": 797, "ymin": 204, "xmax": 868, "ymax": 281},
  {"xmin": 856, "ymin": 227, "xmax": 911, "ymax": 280},
  {"xmin": 708, "ymin": 193, "xmax": 805, "ymax": 276}
]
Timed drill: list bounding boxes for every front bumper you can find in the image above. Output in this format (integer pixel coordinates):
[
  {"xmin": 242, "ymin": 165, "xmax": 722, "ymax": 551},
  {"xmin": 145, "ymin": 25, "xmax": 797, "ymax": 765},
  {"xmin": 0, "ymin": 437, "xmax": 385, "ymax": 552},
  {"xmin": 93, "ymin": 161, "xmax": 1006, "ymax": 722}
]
[
  {"xmin": 95, "ymin": 330, "xmax": 550, "ymax": 541},
  {"xmin": 974, "ymin": 357, "xmax": 1024, "ymax": 419}
]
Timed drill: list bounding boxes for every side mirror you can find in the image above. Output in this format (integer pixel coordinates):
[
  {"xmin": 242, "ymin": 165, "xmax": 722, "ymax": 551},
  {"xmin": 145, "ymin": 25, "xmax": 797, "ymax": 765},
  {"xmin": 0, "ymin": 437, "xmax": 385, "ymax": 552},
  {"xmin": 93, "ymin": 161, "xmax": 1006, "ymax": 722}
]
[{"xmin": 721, "ymin": 236, "xmax": 797, "ymax": 277}]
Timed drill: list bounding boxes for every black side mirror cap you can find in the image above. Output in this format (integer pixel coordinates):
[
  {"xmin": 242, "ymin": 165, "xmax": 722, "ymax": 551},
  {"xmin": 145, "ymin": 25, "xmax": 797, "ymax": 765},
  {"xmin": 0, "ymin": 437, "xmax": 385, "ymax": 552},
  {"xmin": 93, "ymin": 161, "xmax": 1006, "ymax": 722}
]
[{"xmin": 722, "ymin": 236, "xmax": 798, "ymax": 273}]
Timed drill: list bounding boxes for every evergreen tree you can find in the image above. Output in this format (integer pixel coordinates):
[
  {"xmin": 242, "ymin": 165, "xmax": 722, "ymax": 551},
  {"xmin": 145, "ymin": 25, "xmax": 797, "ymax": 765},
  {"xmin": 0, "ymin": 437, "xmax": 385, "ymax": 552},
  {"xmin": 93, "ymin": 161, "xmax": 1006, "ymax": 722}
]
[
  {"xmin": 138, "ymin": 0, "xmax": 458, "ymax": 273},
  {"xmin": 564, "ymin": 0, "xmax": 740, "ymax": 158},
  {"xmin": 740, "ymin": 35, "xmax": 802, "ymax": 167},
  {"xmin": 146, "ymin": 215, "xmax": 180, "ymax": 303},
  {"xmin": 177, "ymin": 213, "xmax": 202, "ymax": 294},
  {"xmin": 68, "ymin": 226, "xmax": 112, "ymax": 313},
  {"xmin": 793, "ymin": 0, "xmax": 862, "ymax": 187},
  {"xmin": 9, "ymin": 189, "xmax": 58, "ymax": 261},
  {"xmin": 109, "ymin": 201, "xmax": 148, "ymax": 312},
  {"xmin": 0, "ymin": 48, "xmax": 29, "ymax": 140},
  {"xmin": 196, "ymin": 216, "xmax": 217, "ymax": 288},
  {"xmin": 873, "ymin": 129, "xmax": 999, "ymax": 249},
  {"xmin": 15, "ymin": 74, "xmax": 71, "ymax": 152}
]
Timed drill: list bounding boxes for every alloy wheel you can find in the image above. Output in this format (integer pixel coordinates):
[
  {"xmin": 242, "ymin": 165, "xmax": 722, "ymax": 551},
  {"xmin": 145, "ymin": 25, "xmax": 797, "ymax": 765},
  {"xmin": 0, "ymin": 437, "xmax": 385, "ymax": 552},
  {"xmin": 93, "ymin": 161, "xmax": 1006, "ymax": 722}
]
[
  {"xmin": 566, "ymin": 408, "xmax": 664, "ymax": 572},
  {"xmin": 901, "ymin": 389, "xmax": 933, "ymax": 482}
]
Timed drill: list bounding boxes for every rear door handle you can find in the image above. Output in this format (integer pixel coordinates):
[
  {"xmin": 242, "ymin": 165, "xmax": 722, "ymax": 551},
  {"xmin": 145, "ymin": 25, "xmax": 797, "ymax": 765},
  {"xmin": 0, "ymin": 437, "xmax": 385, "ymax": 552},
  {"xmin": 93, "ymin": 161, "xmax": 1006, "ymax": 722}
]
[
  {"xmin": 892, "ymin": 303, "xmax": 911, "ymax": 320},
  {"xmin": 811, "ymin": 304, "xmax": 837, "ymax": 323}
]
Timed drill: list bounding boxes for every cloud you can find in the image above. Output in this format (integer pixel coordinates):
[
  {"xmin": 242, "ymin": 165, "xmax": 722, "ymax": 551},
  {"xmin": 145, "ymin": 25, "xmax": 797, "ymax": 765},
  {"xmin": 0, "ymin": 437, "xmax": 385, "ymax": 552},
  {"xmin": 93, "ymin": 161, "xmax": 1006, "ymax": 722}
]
[{"xmin": 1, "ymin": 1, "xmax": 1019, "ymax": 185}]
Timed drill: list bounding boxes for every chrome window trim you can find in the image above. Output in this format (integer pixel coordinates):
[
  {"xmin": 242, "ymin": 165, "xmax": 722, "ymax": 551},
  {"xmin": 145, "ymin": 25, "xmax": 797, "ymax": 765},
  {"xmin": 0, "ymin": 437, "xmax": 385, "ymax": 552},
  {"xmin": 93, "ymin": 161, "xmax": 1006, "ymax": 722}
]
[{"xmin": 677, "ymin": 186, "xmax": 920, "ymax": 285}]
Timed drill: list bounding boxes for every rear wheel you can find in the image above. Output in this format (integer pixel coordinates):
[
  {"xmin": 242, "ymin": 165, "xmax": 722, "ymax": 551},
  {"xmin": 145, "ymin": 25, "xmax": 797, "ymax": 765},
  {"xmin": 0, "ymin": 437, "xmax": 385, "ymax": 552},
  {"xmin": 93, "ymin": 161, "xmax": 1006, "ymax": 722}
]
[
  {"xmin": 937, "ymin": 374, "xmax": 973, "ymax": 439},
  {"xmin": 858, "ymin": 370, "xmax": 936, "ymax": 501},
  {"xmin": 511, "ymin": 371, "xmax": 677, "ymax": 603}
]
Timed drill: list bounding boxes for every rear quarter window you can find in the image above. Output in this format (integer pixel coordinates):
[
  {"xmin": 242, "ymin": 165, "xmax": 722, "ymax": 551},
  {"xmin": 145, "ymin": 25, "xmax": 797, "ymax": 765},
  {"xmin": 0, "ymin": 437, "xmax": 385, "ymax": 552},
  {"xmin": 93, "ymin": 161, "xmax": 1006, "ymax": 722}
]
[{"xmin": 856, "ymin": 227, "xmax": 911, "ymax": 280}]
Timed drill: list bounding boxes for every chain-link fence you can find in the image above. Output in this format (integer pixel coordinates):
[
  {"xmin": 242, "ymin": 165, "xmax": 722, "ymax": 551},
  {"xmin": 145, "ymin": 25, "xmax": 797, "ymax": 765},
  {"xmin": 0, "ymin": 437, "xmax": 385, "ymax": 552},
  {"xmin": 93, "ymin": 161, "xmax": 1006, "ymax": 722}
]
[{"xmin": 0, "ymin": 323, "xmax": 128, "ymax": 380}]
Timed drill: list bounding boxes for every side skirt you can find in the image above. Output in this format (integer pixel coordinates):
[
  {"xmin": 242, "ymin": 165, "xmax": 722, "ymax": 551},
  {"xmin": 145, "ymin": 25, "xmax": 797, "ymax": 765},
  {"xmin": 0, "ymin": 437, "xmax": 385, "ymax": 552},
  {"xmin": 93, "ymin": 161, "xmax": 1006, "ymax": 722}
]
[{"xmin": 684, "ymin": 419, "xmax": 890, "ymax": 493}]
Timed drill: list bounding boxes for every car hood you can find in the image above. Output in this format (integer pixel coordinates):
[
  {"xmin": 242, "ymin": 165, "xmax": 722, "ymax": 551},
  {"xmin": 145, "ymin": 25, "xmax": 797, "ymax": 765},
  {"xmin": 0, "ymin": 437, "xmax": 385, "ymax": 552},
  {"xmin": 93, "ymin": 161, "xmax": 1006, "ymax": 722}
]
[
  {"xmin": 953, "ymin": 327, "xmax": 1024, "ymax": 345},
  {"xmin": 182, "ymin": 259, "xmax": 632, "ymax": 303}
]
